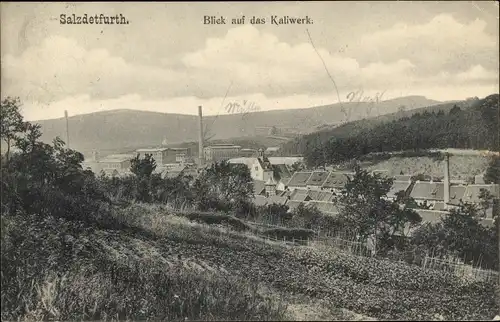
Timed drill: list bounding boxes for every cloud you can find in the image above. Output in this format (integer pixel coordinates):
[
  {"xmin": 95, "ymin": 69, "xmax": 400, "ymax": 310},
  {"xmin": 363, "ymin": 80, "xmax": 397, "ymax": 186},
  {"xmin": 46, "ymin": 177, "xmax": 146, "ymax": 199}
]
[
  {"xmin": 357, "ymin": 14, "xmax": 498, "ymax": 74},
  {"xmin": 2, "ymin": 13, "xmax": 498, "ymax": 115},
  {"xmin": 1, "ymin": 35, "xmax": 182, "ymax": 102},
  {"xmin": 181, "ymin": 25, "xmax": 422, "ymax": 95}
]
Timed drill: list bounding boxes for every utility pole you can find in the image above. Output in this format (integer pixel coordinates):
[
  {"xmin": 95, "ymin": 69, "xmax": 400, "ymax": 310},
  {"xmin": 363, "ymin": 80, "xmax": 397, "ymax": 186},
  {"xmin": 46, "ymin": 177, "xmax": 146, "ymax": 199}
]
[
  {"xmin": 64, "ymin": 110, "xmax": 70, "ymax": 148},
  {"xmin": 198, "ymin": 106, "xmax": 204, "ymax": 167}
]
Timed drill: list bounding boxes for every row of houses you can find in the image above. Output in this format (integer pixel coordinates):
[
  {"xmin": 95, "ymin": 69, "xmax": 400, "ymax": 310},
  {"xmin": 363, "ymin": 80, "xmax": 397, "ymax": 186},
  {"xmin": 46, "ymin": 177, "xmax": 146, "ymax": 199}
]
[{"xmin": 249, "ymin": 163, "xmax": 499, "ymax": 230}]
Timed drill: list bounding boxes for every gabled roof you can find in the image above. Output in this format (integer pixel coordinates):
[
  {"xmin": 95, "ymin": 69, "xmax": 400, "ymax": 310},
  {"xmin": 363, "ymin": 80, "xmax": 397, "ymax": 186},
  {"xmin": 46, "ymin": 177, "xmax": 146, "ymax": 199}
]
[
  {"xmin": 305, "ymin": 171, "xmax": 329, "ymax": 186},
  {"xmin": 289, "ymin": 189, "xmax": 311, "ymax": 202},
  {"xmin": 308, "ymin": 201, "xmax": 339, "ymax": 215},
  {"xmin": 286, "ymin": 200, "xmax": 303, "ymax": 212},
  {"xmin": 307, "ymin": 190, "xmax": 335, "ymax": 202},
  {"xmin": 409, "ymin": 182, "xmax": 444, "ymax": 201},
  {"xmin": 268, "ymin": 195, "xmax": 288, "ymax": 205},
  {"xmin": 321, "ymin": 172, "xmax": 351, "ymax": 189},
  {"xmin": 388, "ymin": 181, "xmax": 412, "ymax": 198},
  {"xmin": 287, "ymin": 171, "xmax": 313, "ymax": 187},
  {"xmin": 253, "ymin": 180, "xmax": 266, "ymax": 195},
  {"xmin": 277, "ymin": 190, "xmax": 292, "ymax": 198},
  {"xmin": 415, "ymin": 209, "xmax": 448, "ymax": 224},
  {"xmin": 252, "ymin": 195, "xmax": 269, "ymax": 207},
  {"xmin": 449, "ymin": 185, "xmax": 466, "ymax": 205},
  {"xmin": 462, "ymin": 184, "xmax": 500, "ymax": 203},
  {"xmin": 272, "ymin": 164, "xmax": 292, "ymax": 181},
  {"xmin": 267, "ymin": 157, "xmax": 304, "ymax": 166}
]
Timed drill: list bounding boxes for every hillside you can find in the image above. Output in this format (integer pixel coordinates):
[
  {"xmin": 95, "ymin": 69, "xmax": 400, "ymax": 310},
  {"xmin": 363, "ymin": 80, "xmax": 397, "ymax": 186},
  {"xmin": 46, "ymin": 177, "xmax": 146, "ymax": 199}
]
[
  {"xmin": 364, "ymin": 153, "xmax": 492, "ymax": 179},
  {"xmin": 32, "ymin": 96, "xmax": 440, "ymax": 157},
  {"xmin": 281, "ymin": 94, "xmax": 499, "ymax": 167},
  {"xmin": 3, "ymin": 203, "xmax": 496, "ymax": 320}
]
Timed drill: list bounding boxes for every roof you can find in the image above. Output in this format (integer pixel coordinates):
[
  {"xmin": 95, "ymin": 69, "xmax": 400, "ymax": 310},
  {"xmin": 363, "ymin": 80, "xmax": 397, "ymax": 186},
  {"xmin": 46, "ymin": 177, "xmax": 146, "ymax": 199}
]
[
  {"xmin": 272, "ymin": 164, "xmax": 291, "ymax": 181},
  {"xmin": 415, "ymin": 209, "xmax": 448, "ymax": 224},
  {"xmin": 410, "ymin": 182, "xmax": 444, "ymax": 201},
  {"xmin": 265, "ymin": 147, "xmax": 280, "ymax": 152},
  {"xmin": 286, "ymin": 200, "xmax": 303, "ymax": 211},
  {"xmin": 307, "ymin": 190, "xmax": 335, "ymax": 202},
  {"xmin": 256, "ymin": 156, "xmax": 273, "ymax": 171},
  {"xmin": 253, "ymin": 180, "xmax": 266, "ymax": 195},
  {"xmin": 277, "ymin": 190, "xmax": 292, "ymax": 198},
  {"xmin": 449, "ymin": 185, "xmax": 466, "ymax": 205},
  {"xmin": 265, "ymin": 177, "xmax": 277, "ymax": 185},
  {"xmin": 432, "ymin": 202, "xmax": 446, "ymax": 211},
  {"xmin": 228, "ymin": 157, "xmax": 258, "ymax": 168},
  {"xmin": 462, "ymin": 184, "xmax": 500, "ymax": 203},
  {"xmin": 267, "ymin": 157, "xmax": 304, "ymax": 166},
  {"xmin": 289, "ymin": 189, "xmax": 311, "ymax": 202},
  {"xmin": 267, "ymin": 195, "xmax": 288, "ymax": 205},
  {"xmin": 306, "ymin": 171, "xmax": 329, "ymax": 186},
  {"xmin": 322, "ymin": 172, "xmax": 351, "ymax": 189},
  {"xmin": 136, "ymin": 148, "xmax": 169, "ymax": 152},
  {"xmin": 308, "ymin": 201, "xmax": 339, "ymax": 215},
  {"xmin": 253, "ymin": 195, "xmax": 269, "ymax": 207},
  {"xmin": 99, "ymin": 154, "xmax": 135, "ymax": 163},
  {"xmin": 388, "ymin": 181, "xmax": 412, "ymax": 198},
  {"xmin": 287, "ymin": 172, "xmax": 313, "ymax": 187}
]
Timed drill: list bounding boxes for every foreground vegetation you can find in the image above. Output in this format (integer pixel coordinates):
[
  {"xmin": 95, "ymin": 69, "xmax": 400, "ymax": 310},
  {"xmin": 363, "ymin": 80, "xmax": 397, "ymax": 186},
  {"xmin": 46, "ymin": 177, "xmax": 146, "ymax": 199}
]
[{"xmin": 2, "ymin": 203, "xmax": 498, "ymax": 320}]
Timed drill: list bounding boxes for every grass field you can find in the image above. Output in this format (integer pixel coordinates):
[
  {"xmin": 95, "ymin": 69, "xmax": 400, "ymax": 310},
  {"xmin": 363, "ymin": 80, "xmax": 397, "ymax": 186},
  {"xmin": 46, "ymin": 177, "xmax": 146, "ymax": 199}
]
[
  {"xmin": 364, "ymin": 154, "xmax": 491, "ymax": 179},
  {"xmin": 2, "ymin": 203, "xmax": 497, "ymax": 321}
]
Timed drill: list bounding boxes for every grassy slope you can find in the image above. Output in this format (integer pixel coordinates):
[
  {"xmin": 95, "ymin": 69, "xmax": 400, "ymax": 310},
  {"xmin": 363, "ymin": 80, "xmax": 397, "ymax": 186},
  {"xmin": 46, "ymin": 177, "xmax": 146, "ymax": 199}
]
[
  {"xmin": 3, "ymin": 203, "xmax": 496, "ymax": 321},
  {"xmin": 364, "ymin": 154, "xmax": 492, "ymax": 178}
]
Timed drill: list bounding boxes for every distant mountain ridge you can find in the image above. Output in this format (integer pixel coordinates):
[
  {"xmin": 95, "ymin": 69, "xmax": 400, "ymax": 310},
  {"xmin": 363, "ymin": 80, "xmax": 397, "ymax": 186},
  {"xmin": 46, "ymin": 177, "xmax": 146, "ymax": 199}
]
[{"xmin": 34, "ymin": 96, "xmax": 442, "ymax": 156}]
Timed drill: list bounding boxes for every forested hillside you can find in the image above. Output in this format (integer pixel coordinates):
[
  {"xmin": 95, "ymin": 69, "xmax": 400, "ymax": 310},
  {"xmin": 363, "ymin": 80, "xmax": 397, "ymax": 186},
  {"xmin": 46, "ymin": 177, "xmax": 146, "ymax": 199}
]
[{"xmin": 282, "ymin": 94, "xmax": 499, "ymax": 167}]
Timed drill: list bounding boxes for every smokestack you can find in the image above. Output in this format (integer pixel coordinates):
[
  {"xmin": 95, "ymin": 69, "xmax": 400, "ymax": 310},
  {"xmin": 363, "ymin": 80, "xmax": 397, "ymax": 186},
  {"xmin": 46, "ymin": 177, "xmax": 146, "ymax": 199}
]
[
  {"xmin": 64, "ymin": 110, "xmax": 70, "ymax": 148},
  {"xmin": 444, "ymin": 153, "xmax": 450, "ymax": 208},
  {"xmin": 198, "ymin": 106, "xmax": 204, "ymax": 167}
]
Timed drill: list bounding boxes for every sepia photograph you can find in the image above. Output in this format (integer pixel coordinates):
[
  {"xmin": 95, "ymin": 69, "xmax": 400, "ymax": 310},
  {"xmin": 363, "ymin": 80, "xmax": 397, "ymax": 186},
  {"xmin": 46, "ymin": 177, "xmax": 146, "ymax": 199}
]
[{"xmin": 1, "ymin": 1, "xmax": 499, "ymax": 320}]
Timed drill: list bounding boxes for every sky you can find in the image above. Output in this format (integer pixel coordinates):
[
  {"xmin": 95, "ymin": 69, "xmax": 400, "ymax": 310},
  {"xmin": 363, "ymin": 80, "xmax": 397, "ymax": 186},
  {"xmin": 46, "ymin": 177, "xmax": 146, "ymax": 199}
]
[{"xmin": 1, "ymin": 1, "xmax": 499, "ymax": 121}]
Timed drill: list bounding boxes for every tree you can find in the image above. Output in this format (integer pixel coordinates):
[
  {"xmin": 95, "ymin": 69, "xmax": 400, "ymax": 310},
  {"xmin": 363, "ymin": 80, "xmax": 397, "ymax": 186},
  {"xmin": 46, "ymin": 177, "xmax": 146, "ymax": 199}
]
[
  {"xmin": 130, "ymin": 153, "xmax": 157, "ymax": 179},
  {"xmin": 336, "ymin": 166, "xmax": 421, "ymax": 253},
  {"xmin": 449, "ymin": 104, "xmax": 461, "ymax": 115},
  {"xmin": 1, "ymin": 98, "xmax": 109, "ymax": 223},
  {"xmin": 0, "ymin": 97, "xmax": 24, "ymax": 164},
  {"xmin": 484, "ymin": 156, "xmax": 500, "ymax": 184},
  {"xmin": 290, "ymin": 161, "xmax": 305, "ymax": 173},
  {"xmin": 194, "ymin": 160, "xmax": 253, "ymax": 212},
  {"xmin": 478, "ymin": 188, "xmax": 495, "ymax": 218},
  {"xmin": 411, "ymin": 202, "xmax": 498, "ymax": 269}
]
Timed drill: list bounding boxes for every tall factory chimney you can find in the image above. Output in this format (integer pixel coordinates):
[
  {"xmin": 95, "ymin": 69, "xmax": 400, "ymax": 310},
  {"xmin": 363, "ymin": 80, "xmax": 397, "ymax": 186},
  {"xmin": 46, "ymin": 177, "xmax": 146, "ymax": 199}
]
[
  {"xmin": 443, "ymin": 153, "xmax": 450, "ymax": 209},
  {"xmin": 64, "ymin": 110, "xmax": 70, "ymax": 148},
  {"xmin": 198, "ymin": 106, "xmax": 204, "ymax": 167}
]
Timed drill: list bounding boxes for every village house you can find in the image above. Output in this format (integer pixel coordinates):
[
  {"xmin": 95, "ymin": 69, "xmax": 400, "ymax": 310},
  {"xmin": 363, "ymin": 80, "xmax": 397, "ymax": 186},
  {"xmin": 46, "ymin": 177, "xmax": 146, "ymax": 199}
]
[
  {"xmin": 286, "ymin": 171, "xmax": 313, "ymax": 191},
  {"xmin": 386, "ymin": 180, "xmax": 413, "ymax": 201},
  {"xmin": 320, "ymin": 172, "xmax": 353, "ymax": 193},
  {"xmin": 136, "ymin": 147, "xmax": 189, "ymax": 165},
  {"xmin": 461, "ymin": 184, "xmax": 500, "ymax": 218},
  {"xmin": 204, "ymin": 144, "xmax": 241, "ymax": 162},
  {"xmin": 98, "ymin": 154, "xmax": 135, "ymax": 177},
  {"xmin": 305, "ymin": 171, "xmax": 329, "ymax": 190}
]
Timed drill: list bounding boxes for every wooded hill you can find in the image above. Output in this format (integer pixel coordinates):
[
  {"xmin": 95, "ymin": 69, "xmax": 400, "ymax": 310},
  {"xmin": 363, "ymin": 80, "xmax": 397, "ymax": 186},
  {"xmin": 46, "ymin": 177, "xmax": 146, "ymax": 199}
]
[{"xmin": 279, "ymin": 94, "xmax": 499, "ymax": 167}]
